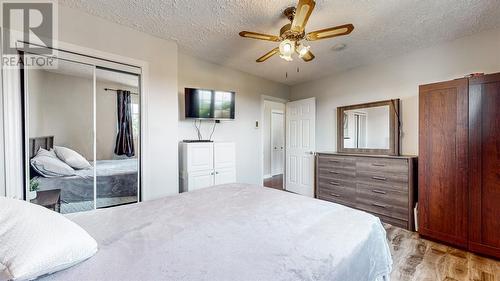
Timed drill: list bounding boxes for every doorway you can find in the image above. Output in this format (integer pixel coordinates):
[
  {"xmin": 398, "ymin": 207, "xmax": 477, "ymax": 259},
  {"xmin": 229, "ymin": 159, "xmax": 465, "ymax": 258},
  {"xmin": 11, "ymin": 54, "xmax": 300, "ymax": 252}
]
[{"xmin": 262, "ymin": 99, "xmax": 286, "ymax": 190}]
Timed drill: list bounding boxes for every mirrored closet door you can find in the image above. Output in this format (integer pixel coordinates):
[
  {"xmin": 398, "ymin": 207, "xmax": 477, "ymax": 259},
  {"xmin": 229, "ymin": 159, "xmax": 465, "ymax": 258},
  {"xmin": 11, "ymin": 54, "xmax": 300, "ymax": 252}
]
[
  {"xmin": 23, "ymin": 52, "xmax": 141, "ymax": 214},
  {"xmin": 95, "ymin": 68, "xmax": 140, "ymax": 208}
]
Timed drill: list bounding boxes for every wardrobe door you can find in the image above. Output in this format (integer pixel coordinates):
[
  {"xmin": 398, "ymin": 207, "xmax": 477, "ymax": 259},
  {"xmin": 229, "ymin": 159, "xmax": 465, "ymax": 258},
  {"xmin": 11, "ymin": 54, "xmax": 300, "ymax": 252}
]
[
  {"xmin": 418, "ymin": 78, "xmax": 469, "ymax": 248},
  {"xmin": 468, "ymin": 73, "xmax": 500, "ymax": 258}
]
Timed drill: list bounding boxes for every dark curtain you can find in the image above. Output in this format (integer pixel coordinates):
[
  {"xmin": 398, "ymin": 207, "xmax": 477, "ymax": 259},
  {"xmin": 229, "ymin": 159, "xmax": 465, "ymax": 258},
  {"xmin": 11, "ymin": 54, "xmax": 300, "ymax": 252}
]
[{"xmin": 114, "ymin": 90, "xmax": 135, "ymax": 157}]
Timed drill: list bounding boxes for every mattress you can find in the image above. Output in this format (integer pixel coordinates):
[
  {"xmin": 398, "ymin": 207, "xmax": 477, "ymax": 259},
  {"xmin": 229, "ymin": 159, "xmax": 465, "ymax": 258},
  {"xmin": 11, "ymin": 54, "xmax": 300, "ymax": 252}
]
[
  {"xmin": 40, "ymin": 184, "xmax": 392, "ymax": 281},
  {"xmin": 35, "ymin": 159, "xmax": 138, "ymax": 203}
]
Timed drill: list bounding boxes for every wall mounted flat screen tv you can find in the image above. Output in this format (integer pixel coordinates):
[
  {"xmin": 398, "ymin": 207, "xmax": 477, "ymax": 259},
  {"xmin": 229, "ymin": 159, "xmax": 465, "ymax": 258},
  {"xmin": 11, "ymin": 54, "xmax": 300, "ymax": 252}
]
[{"xmin": 185, "ymin": 88, "xmax": 235, "ymax": 119}]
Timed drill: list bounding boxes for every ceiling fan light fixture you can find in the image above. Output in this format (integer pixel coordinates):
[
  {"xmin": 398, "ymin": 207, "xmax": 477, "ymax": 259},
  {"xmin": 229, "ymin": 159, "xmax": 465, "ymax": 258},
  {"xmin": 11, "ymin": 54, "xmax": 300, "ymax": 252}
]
[
  {"xmin": 279, "ymin": 39, "xmax": 295, "ymax": 57},
  {"xmin": 238, "ymin": 0, "xmax": 354, "ymax": 64},
  {"xmin": 297, "ymin": 43, "xmax": 310, "ymax": 58}
]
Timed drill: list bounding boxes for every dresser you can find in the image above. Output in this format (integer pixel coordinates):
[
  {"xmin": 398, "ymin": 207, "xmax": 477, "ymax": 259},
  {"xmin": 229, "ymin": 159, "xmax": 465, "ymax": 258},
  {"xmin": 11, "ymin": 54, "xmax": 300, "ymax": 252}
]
[
  {"xmin": 180, "ymin": 142, "xmax": 236, "ymax": 192},
  {"xmin": 316, "ymin": 153, "xmax": 417, "ymax": 230}
]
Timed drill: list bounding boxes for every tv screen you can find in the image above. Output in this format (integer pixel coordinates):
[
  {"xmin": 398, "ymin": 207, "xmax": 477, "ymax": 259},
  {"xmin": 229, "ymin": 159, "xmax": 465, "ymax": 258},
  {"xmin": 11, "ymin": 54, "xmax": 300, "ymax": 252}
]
[{"xmin": 185, "ymin": 88, "xmax": 235, "ymax": 119}]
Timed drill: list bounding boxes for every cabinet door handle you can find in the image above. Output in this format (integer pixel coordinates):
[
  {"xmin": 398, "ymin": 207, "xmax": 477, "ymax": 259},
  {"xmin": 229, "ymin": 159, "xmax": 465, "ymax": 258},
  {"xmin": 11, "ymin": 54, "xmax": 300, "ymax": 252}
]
[
  {"xmin": 372, "ymin": 189, "xmax": 387, "ymax": 195},
  {"xmin": 330, "ymin": 193, "xmax": 341, "ymax": 197},
  {"xmin": 210, "ymin": 172, "xmax": 214, "ymax": 175},
  {"xmin": 372, "ymin": 163, "xmax": 386, "ymax": 167},
  {"xmin": 372, "ymin": 176, "xmax": 387, "ymax": 181},
  {"xmin": 215, "ymin": 171, "xmax": 219, "ymax": 175},
  {"xmin": 329, "ymin": 160, "xmax": 339, "ymax": 163},
  {"xmin": 329, "ymin": 171, "xmax": 339, "ymax": 174},
  {"xmin": 372, "ymin": 203, "xmax": 387, "ymax": 208},
  {"xmin": 329, "ymin": 181, "xmax": 340, "ymax": 186}
]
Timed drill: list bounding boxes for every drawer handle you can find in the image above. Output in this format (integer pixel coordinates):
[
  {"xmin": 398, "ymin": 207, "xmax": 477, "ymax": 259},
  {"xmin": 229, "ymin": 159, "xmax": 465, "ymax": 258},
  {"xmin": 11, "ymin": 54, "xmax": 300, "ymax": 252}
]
[
  {"xmin": 372, "ymin": 176, "xmax": 387, "ymax": 181},
  {"xmin": 329, "ymin": 171, "xmax": 339, "ymax": 174},
  {"xmin": 372, "ymin": 163, "xmax": 386, "ymax": 167},
  {"xmin": 372, "ymin": 189, "xmax": 387, "ymax": 195},
  {"xmin": 329, "ymin": 160, "xmax": 339, "ymax": 163},
  {"xmin": 329, "ymin": 181, "xmax": 340, "ymax": 186},
  {"xmin": 330, "ymin": 193, "xmax": 341, "ymax": 197},
  {"xmin": 372, "ymin": 203, "xmax": 387, "ymax": 208}
]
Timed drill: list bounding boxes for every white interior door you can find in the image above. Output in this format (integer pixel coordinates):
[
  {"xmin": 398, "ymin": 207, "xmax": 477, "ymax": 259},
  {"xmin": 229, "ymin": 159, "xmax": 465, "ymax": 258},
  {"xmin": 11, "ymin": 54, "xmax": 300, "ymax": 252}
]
[
  {"xmin": 285, "ymin": 98, "xmax": 316, "ymax": 197},
  {"xmin": 271, "ymin": 111, "xmax": 285, "ymax": 176}
]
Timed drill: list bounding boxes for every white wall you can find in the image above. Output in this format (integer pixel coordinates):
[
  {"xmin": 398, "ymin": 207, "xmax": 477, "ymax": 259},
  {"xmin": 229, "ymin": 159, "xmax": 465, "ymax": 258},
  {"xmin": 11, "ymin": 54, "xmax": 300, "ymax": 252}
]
[
  {"xmin": 0, "ymin": 56, "xmax": 4, "ymax": 197},
  {"xmin": 178, "ymin": 53, "xmax": 289, "ymax": 185},
  {"xmin": 290, "ymin": 28, "xmax": 500, "ymax": 155},
  {"xmin": 263, "ymin": 100, "xmax": 285, "ymax": 177}
]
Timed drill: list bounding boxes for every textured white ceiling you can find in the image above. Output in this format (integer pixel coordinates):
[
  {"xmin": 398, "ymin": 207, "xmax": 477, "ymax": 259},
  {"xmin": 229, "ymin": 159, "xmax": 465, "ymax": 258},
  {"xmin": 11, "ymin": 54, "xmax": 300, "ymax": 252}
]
[{"xmin": 60, "ymin": 0, "xmax": 500, "ymax": 85}]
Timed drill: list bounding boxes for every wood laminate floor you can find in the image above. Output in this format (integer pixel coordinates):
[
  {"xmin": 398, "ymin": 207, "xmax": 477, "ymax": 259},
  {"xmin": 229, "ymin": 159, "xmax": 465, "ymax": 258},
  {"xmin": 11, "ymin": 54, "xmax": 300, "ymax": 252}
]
[
  {"xmin": 385, "ymin": 224, "xmax": 500, "ymax": 281},
  {"xmin": 263, "ymin": 174, "xmax": 283, "ymax": 190}
]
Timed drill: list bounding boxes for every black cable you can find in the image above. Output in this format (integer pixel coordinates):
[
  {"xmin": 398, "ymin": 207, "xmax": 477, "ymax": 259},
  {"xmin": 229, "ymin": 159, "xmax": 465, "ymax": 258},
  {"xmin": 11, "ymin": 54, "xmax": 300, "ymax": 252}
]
[
  {"xmin": 209, "ymin": 120, "xmax": 217, "ymax": 141},
  {"xmin": 194, "ymin": 119, "xmax": 201, "ymax": 140},
  {"xmin": 198, "ymin": 120, "xmax": 203, "ymax": 140}
]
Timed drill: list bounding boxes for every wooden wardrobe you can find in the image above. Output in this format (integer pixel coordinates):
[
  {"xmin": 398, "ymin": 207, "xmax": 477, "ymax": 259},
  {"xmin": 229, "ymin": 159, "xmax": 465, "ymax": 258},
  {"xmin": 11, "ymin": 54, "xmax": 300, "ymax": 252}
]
[{"xmin": 419, "ymin": 73, "xmax": 499, "ymax": 259}]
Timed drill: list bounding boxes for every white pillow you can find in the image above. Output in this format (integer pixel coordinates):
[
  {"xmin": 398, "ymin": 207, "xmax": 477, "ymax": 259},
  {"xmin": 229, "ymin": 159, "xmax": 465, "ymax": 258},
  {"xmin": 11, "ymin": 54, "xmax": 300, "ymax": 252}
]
[
  {"xmin": 0, "ymin": 198, "xmax": 98, "ymax": 280},
  {"xmin": 31, "ymin": 148, "xmax": 76, "ymax": 178},
  {"xmin": 54, "ymin": 146, "xmax": 91, "ymax": 170}
]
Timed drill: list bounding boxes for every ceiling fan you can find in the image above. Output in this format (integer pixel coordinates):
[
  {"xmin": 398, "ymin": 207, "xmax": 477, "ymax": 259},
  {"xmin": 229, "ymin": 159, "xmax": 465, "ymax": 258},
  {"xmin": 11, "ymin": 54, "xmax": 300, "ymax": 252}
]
[{"xmin": 239, "ymin": 0, "xmax": 354, "ymax": 63}]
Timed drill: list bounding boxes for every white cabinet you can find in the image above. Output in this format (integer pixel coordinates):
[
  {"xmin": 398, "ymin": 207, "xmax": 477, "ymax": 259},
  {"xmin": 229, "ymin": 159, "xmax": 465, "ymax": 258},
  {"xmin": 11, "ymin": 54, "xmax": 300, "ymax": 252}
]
[
  {"xmin": 180, "ymin": 142, "xmax": 236, "ymax": 192},
  {"xmin": 214, "ymin": 167, "xmax": 236, "ymax": 185},
  {"xmin": 188, "ymin": 170, "xmax": 214, "ymax": 191}
]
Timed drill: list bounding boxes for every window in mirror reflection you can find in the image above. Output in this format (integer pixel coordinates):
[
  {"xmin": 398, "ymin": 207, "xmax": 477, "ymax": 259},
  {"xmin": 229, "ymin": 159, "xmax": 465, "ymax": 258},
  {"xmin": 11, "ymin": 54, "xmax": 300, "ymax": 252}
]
[{"xmin": 343, "ymin": 105, "xmax": 390, "ymax": 149}]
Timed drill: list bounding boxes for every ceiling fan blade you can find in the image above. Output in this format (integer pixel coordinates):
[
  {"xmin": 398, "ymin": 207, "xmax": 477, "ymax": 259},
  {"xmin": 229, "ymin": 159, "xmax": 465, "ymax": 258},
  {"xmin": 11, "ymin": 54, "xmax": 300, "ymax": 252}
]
[
  {"xmin": 239, "ymin": 31, "xmax": 281, "ymax": 42},
  {"xmin": 256, "ymin": 47, "xmax": 280, "ymax": 63},
  {"xmin": 306, "ymin": 24, "xmax": 354, "ymax": 41},
  {"xmin": 291, "ymin": 0, "xmax": 316, "ymax": 33}
]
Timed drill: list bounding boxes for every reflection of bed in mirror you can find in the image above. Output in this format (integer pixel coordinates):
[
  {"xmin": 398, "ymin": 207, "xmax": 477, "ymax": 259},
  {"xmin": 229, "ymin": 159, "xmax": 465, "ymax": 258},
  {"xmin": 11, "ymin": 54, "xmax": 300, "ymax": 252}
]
[{"xmin": 29, "ymin": 136, "xmax": 138, "ymax": 213}]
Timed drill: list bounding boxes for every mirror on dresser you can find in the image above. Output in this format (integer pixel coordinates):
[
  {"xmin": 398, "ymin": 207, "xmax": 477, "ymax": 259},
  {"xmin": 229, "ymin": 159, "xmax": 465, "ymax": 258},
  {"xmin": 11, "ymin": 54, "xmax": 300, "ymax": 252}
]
[{"xmin": 337, "ymin": 99, "xmax": 400, "ymax": 156}]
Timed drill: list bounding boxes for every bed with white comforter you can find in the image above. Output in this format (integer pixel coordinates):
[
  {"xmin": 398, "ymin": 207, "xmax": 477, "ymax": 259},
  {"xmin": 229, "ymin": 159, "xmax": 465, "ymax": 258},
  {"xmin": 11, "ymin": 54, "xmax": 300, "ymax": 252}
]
[{"xmin": 40, "ymin": 183, "xmax": 392, "ymax": 281}]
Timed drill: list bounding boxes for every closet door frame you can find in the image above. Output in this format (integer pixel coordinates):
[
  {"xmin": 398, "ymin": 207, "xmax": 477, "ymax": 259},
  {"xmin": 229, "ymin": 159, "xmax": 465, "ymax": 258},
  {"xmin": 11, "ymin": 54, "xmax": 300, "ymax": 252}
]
[{"xmin": 2, "ymin": 38, "xmax": 148, "ymax": 205}]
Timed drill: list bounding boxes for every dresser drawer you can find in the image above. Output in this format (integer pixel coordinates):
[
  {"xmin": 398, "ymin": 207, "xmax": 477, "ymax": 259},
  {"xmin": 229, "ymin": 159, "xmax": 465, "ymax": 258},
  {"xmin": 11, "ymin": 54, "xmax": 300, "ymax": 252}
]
[
  {"xmin": 356, "ymin": 183, "xmax": 408, "ymax": 208},
  {"xmin": 372, "ymin": 213, "xmax": 408, "ymax": 229},
  {"xmin": 356, "ymin": 196, "xmax": 408, "ymax": 221},
  {"xmin": 317, "ymin": 155, "xmax": 355, "ymax": 169},
  {"xmin": 356, "ymin": 157, "xmax": 408, "ymax": 174},
  {"xmin": 357, "ymin": 171, "xmax": 408, "ymax": 190},
  {"xmin": 318, "ymin": 179, "xmax": 356, "ymax": 206},
  {"xmin": 318, "ymin": 192, "xmax": 356, "ymax": 208},
  {"xmin": 318, "ymin": 173, "xmax": 356, "ymax": 188},
  {"xmin": 318, "ymin": 167, "xmax": 356, "ymax": 181}
]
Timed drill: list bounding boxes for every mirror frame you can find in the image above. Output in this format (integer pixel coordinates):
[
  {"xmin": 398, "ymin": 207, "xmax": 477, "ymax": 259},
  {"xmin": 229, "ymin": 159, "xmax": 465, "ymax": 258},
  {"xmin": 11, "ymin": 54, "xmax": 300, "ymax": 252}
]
[{"xmin": 337, "ymin": 99, "xmax": 400, "ymax": 156}]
